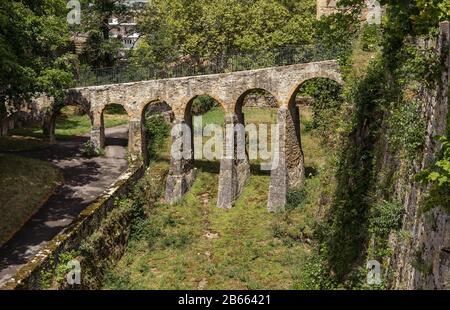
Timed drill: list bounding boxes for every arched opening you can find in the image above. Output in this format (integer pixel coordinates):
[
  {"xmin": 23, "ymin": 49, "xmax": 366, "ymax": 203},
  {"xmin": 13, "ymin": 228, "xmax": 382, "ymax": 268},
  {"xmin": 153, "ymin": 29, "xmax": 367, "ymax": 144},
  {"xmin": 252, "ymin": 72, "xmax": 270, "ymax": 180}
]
[
  {"xmin": 141, "ymin": 100, "xmax": 173, "ymax": 166},
  {"xmin": 289, "ymin": 77, "xmax": 343, "ymax": 177},
  {"xmin": 165, "ymin": 95, "xmax": 225, "ymax": 204},
  {"xmin": 47, "ymin": 104, "xmax": 91, "ymax": 141},
  {"xmin": 100, "ymin": 103, "xmax": 130, "ymax": 158},
  {"xmin": 235, "ymin": 89, "xmax": 279, "ymax": 176},
  {"xmin": 185, "ymin": 95, "xmax": 225, "ymax": 174},
  {"xmin": 268, "ymin": 75, "xmax": 343, "ymax": 211}
]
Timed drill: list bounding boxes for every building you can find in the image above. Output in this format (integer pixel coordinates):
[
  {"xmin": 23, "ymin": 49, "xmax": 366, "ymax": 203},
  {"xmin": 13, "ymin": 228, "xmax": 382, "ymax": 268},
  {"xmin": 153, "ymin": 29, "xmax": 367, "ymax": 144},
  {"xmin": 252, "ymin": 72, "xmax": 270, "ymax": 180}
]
[{"xmin": 108, "ymin": 0, "xmax": 148, "ymax": 50}]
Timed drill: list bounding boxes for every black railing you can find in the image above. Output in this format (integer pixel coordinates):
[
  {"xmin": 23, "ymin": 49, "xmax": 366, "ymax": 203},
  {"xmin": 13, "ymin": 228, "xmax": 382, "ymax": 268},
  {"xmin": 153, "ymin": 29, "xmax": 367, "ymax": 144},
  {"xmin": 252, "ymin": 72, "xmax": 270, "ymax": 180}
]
[{"xmin": 76, "ymin": 44, "xmax": 342, "ymax": 87}]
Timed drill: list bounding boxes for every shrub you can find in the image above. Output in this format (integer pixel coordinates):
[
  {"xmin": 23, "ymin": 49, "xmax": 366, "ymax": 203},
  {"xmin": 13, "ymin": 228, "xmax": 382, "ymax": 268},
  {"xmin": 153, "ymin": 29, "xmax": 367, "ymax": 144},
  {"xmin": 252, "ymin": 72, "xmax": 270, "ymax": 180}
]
[
  {"xmin": 285, "ymin": 187, "xmax": 307, "ymax": 211},
  {"xmin": 293, "ymin": 250, "xmax": 337, "ymax": 290},
  {"xmin": 416, "ymin": 136, "xmax": 450, "ymax": 213},
  {"xmin": 369, "ymin": 200, "xmax": 404, "ymax": 238},
  {"xmin": 387, "ymin": 100, "xmax": 426, "ymax": 163},
  {"xmin": 81, "ymin": 140, "xmax": 103, "ymax": 157},
  {"xmin": 360, "ymin": 24, "xmax": 381, "ymax": 52},
  {"xmin": 144, "ymin": 115, "xmax": 170, "ymax": 160}
]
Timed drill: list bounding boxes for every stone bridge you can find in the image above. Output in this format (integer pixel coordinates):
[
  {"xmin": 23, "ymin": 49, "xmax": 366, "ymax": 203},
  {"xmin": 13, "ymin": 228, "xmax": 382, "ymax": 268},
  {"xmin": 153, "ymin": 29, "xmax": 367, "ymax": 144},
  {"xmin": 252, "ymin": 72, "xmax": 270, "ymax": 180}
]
[{"xmin": 35, "ymin": 60, "xmax": 343, "ymax": 211}]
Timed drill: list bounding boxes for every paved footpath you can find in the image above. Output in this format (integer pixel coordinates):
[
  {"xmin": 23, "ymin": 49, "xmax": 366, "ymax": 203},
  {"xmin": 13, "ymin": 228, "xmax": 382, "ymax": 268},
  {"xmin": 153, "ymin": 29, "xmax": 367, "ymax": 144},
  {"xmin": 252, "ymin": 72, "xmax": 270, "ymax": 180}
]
[{"xmin": 0, "ymin": 125, "xmax": 129, "ymax": 286}]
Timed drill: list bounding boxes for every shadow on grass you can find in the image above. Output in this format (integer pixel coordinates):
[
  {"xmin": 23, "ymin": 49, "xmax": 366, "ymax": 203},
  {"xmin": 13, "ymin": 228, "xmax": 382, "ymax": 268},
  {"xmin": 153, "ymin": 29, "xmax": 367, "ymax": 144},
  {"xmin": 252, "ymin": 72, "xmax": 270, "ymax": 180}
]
[
  {"xmin": 195, "ymin": 160, "xmax": 220, "ymax": 174},
  {"xmin": 305, "ymin": 166, "xmax": 318, "ymax": 178},
  {"xmin": 193, "ymin": 160, "xmax": 272, "ymax": 177}
]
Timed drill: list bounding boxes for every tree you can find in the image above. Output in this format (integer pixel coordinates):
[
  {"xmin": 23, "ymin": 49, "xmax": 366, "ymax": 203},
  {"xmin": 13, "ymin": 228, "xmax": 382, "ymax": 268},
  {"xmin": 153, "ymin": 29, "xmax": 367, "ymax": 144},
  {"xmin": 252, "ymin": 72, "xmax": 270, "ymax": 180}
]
[
  {"xmin": 131, "ymin": 0, "xmax": 317, "ymax": 67},
  {"xmin": 76, "ymin": 0, "xmax": 131, "ymax": 68},
  {"xmin": 0, "ymin": 0, "xmax": 75, "ymax": 117}
]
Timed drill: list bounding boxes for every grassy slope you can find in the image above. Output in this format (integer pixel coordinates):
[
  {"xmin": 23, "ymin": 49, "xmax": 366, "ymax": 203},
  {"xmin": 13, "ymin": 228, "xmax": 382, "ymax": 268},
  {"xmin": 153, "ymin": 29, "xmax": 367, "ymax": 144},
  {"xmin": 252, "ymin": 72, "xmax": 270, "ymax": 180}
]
[
  {"xmin": 104, "ymin": 106, "xmax": 331, "ymax": 289},
  {"xmin": 0, "ymin": 154, "xmax": 63, "ymax": 247}
]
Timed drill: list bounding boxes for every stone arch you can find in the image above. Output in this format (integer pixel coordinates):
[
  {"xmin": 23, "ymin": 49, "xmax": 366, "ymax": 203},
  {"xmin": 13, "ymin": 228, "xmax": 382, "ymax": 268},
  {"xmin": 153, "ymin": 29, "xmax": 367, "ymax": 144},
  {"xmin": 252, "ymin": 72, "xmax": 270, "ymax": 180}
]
[
  {"xmin": 92, "ymin": 103, "xmax": 130, "ymax": 156},
  {"xmin": 165, "ymin": 94, "xmax": 225, "ymax": 205},
  {"xmin": 183, "ymin": 94, "xmax": 227, "ymax": 123},
  {"xmin": 235, "ymin": 88, "xmax": 280, "ymax": 114},
  {"xmin": 42, "ymin": 92, "xmax": 91, "ymax": 143},
  {"xmin": 285, "ymin": 70, "xmax": 343, "ymax": 107},
  {"xmin": 268, "ymin": 72, "xmax": 343, "ymax": 211}
]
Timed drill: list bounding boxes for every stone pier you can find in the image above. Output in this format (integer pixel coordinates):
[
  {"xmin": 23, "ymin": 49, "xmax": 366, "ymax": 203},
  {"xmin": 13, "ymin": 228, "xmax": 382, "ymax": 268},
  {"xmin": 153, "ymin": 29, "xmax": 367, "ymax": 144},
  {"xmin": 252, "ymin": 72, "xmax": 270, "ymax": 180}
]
[
  {"xmin": 267, "ymin": 105, "xmax": 305, "ymax": 212},
  {"xmin": 42, "ymin": 114, "xmax": 56, "ymax": 143},
  {"xmin": 217, "ymin": 113, "xmax": 250, "ymax": 209},
  {"xmin": 91, "ymin": 111, "xmax": 105, "ymax": 150},
  {"xmin": 165, "ymin": 119, "xmax": 196, "ymax": 204},
  {"xmin": 128, "ymin": 119, "xmax": 143, "ymax": 161}
]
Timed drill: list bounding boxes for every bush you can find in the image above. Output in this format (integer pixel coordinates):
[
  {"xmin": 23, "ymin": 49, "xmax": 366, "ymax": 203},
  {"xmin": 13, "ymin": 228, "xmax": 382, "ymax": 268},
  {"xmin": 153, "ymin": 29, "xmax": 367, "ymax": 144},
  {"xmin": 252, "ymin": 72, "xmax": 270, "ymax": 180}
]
[
  {"xmin": 369, "ymin": 200, "xmax": 404, "ymax": 238},
  {"xmin": 416, "ymin": 136, "xmax": 450, "ymax": 214},
  {"xmin": 81, "ymin": 140, "xmax": 103, "ymax": 158},
  {"xmin": 297, "ymin": 78, "xmax": 343, "ymax": 139},
  {"xmin": 387, "ymin": 100, "xmax": 426, "ymax": 162},
  {"xmin": 360, "ymin": 24, "xmax": 381, "ymax": 52},
  {"xmin": 293, "ymin": 250, "xmax": 337, "ymax": 290},
  {"xmin": 144, "ymin": 115, "xmax": 170, "ymax": 160},
  {"xmin": 285, "ymin": 187, "xmax": 307, "ymax": 211}
]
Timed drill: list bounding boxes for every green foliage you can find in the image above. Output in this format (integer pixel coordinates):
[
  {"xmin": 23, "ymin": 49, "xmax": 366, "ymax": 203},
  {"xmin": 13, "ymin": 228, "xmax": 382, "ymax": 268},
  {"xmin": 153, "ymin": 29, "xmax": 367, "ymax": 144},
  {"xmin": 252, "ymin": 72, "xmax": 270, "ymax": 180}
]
[
  {"xmin": 77, "ymin": 0, "xmax": 129, "ymax": 67},
  {"xmin": 311, "ymin": 0, "xmax": 446, "ymax": 289},
  {"xmin": 387, "ymin": 100, "xmax": 427, "ymax": 163},
  {"xmin": 293, "ymin": 250, "xmax": 337, "ymax": 290},
  {"xmin": 191, "ymin": 96, "xmax": 218, "ymax": 116},
  {"xmin": 396, "ymin": 44, "xmax": 441, "ymax": 89},
  {"xmin": 360, "ymin": 24, "xmax": 382, "ymax": 52},
  {"xmin": 0, "ymin": 0, "xmax": 74, "ymax": 105},
  {"xmin": 368, "ymin": 200, "xmax": 404, "ymax": 260},
  {"xmin": 144, "ymin": 115, "xmax": 170, "ymax": 161},
  {"xmin": 285, "ymin": 187, "xmax": 307, "ymax": 211},
  {"xmin": 81, "ymin": 140, "xmax": 104, "ymax": 158},
  {"xmin": 416, "ymin": 136, "xmax": 450, "ymax": 213},
  {"xmin": 369, "ymin": 200, "xmax": 404, "ymax": 239},
  {"xmin": 132, "ymin": 0, "xmax": 317, "ymax": 66},
  {"xmin": 297, "ymin": 78, "xmax": 343, "ymax": 139}
]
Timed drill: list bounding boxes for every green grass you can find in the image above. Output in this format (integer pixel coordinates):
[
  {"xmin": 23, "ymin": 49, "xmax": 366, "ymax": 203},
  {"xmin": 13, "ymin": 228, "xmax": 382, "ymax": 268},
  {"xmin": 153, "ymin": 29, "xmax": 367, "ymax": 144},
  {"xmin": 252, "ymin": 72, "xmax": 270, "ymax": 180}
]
[
  {"xmin": 103, "ymin": 106, "xmax": 333, "ymax": 290},
  {"xmin": 9, "ymin": 106, "xmax": 128, "ymax": 141},
  {"xmin": 195, "ymin": 106, "xmax": 277, "ymax": 126},
  {"xmin": 0, "ymin": 154, "xmax": 63, "ymax": 247}
]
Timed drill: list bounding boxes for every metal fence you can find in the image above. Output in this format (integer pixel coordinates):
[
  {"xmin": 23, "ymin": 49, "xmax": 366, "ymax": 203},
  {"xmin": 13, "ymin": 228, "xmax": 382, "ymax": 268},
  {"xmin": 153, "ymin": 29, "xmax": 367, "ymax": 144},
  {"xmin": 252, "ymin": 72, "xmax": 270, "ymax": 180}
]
[{"xmin": 75, "ymin": 44, "xmax": 342, "ymax": 87}]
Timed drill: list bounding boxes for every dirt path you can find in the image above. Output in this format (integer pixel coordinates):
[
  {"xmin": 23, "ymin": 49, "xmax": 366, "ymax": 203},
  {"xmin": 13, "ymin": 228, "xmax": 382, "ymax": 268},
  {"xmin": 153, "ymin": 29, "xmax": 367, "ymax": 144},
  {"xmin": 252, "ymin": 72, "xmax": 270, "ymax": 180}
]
[{"xmin": 0, "ymin": 125, "xmax": 129, "ymax": 286}]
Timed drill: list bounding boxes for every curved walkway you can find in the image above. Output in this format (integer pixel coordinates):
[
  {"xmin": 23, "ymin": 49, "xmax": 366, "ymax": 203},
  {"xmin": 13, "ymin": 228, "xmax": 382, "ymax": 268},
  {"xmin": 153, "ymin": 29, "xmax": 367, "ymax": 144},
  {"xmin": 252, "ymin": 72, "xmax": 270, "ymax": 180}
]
[{"xmin": 0, "ymin": 125, "xmax": 129, "ymax": 286}]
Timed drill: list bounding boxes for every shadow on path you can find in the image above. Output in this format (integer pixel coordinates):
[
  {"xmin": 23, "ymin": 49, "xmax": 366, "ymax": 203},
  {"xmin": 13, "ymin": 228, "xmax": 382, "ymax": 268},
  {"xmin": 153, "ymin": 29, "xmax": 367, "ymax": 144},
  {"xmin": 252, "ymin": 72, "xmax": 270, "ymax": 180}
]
[{"xmin": 0, "ymin": 125, "xmax": 129, "ymax": 286}]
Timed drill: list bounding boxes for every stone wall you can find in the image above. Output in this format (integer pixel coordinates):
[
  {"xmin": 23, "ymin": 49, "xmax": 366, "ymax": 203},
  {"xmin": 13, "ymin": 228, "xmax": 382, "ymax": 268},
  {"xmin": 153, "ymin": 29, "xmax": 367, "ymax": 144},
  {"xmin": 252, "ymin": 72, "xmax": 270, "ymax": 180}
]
[
  {"xmin": 242, "ymin": 94, "xmax": 278, "ymax": 108},
  {"xmin": 0, "ymin": 164, "xmax": 144, "ymax": 290},
  {"xmin": 387, "ymin": 22, "xmax": 449, "ymax": 290}
]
